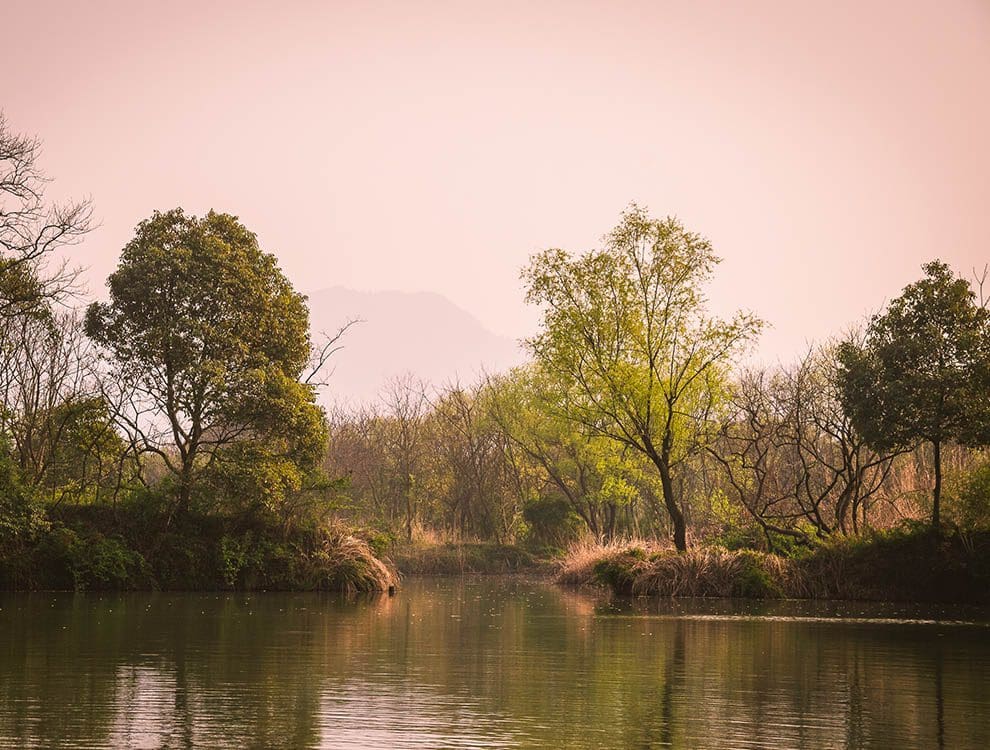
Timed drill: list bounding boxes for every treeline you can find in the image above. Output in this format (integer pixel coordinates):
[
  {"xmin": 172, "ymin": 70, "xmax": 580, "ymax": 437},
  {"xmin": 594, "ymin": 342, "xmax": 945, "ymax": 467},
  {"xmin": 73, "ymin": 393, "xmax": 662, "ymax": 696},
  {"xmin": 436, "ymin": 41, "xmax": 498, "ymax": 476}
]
[
  {"xmin": 2, "ymin": 113, "xmax": 989, "ymax": 594},
  {"xmin": 326, "ymin": 356, "xmax": 986, "ymax": 555},
  {"xmin": 328, "ymin": 209, "xmax": 990, "ymax": 556}
]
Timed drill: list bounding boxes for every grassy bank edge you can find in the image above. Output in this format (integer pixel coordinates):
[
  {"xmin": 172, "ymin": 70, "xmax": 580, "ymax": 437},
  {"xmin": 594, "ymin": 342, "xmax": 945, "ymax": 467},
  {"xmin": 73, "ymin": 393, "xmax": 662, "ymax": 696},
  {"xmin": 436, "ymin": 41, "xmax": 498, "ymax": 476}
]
[
  {"xmin": 555, "ymin": 526, "xmax": 990, "ymax": 603},
  {"xmin": 0, "ymin": 504, "xmax": 399, "ymax": 595},
  {"xmin": 392, "ymin": 542, "xmax": 551, "ymax": 576}
]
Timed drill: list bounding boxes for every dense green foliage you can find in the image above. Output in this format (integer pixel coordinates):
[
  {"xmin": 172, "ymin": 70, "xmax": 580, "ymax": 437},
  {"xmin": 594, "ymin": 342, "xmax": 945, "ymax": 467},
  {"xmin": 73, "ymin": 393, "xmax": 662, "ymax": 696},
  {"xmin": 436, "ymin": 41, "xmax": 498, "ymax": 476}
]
[
  {"xmin": 85, "ymin": 209, "xmax": 327, "ymax": 522},
  {"xmin": 838, "ymin": 261, "xmax": 990, "ymax": 530},
  {"xmin": 0, "ymin": 496, "xmax": 395, "ymax": 592},
  {"xmin": 0, "ymin": 130, "xmax": 390, "ymax": 592}
]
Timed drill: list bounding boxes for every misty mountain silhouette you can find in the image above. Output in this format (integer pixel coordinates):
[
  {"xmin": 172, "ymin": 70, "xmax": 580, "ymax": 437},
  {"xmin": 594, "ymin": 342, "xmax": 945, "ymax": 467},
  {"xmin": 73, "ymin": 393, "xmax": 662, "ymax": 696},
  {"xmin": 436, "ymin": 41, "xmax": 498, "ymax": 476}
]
[{"xmin": 306, "ymin": 287, "xmax": 525, "ymax": 406}]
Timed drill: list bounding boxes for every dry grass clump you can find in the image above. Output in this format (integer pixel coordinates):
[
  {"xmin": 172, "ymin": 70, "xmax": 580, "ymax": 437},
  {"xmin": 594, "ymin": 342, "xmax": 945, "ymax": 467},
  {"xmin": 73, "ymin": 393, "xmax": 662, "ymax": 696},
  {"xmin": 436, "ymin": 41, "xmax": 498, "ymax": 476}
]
[
  {"xmin": 555, "ymin": 538, "xmax": 663, "ymax": 586},
  {"xmin": 558, "ymin": 541, "xmax": 804, "ymax": 598},
  {"xmin": 312, "ymin": 524, "xmax": 398, "ymax": 593},
  {"xmin": 555, "ymin": 526, "xmax": 990, "ymax": 602},
  {"xmin": 631, "ymin": 547, "xmax": 796, "ymax": 598}
]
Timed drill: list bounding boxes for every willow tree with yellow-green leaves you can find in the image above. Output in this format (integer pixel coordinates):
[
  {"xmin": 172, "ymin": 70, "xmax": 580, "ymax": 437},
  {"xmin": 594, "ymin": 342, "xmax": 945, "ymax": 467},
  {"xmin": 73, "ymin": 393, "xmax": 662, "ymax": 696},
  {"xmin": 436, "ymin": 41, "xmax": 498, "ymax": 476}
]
[
  {"xmin": 488, "ymin": 364, "xmax": 655, "ymax": 544},
  {"xmin": 522, "ymin": 206, "xmax": 763, "ymax": 551}
]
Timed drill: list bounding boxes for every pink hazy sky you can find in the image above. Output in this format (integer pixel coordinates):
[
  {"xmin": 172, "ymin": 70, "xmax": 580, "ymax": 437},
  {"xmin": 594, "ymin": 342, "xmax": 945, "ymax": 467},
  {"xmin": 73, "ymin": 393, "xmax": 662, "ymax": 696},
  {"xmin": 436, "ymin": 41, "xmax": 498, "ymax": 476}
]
[{"xmin": 3, "ymin": 0, "xmax": 989, "ymax": 363}]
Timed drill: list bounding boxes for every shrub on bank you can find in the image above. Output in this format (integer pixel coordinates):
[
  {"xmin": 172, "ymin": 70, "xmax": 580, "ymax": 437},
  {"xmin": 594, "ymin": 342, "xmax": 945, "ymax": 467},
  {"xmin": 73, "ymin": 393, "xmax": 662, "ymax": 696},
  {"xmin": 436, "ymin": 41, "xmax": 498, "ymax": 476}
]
[
  {"xmin": 67, "ymin": 531, "xmax": 154, "ymax": 591},
  {"xmin": 310, "ymin": 524, "xmax": 396, "ymax": 593},
  {"xmin": 945, "ymin": 461, "xmax": 990, "ymax": 531},
  {"xmin": 554, "ymin": 539, "xmax": 657, "ymax": 586},
  {"xmin": 558, "ymin": 544, "xmax": 791, "ymax": 598},
  {"xmin": 0, "ymin": 503, "xmax": 397, "ymax": 593},
  {"xmin": 556, "ymin": 525, "xmax": 990, "ymax": 603},
  {"xmin": 795, "ymin": 524, "xmax": 990, "ymax": 601},
  {"xmin": 632, "ymin": 548, "xmax": 792, "ymax": 598}
]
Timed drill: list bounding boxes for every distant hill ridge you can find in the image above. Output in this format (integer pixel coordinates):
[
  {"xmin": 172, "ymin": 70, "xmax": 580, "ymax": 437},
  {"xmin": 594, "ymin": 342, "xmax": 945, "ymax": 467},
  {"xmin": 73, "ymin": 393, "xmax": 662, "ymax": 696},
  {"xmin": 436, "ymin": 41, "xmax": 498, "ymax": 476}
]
[{"xmin": 305, "ymin": 287, "xmax": 525, "ymax": 406}]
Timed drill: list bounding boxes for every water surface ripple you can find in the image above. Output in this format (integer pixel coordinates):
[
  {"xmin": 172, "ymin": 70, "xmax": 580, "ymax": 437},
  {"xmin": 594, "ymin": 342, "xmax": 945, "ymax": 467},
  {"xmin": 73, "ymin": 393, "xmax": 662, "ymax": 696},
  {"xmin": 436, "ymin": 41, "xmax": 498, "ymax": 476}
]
[{"xmin": 1, "ymin": 578, "xmax": 987, "ymax": 749}]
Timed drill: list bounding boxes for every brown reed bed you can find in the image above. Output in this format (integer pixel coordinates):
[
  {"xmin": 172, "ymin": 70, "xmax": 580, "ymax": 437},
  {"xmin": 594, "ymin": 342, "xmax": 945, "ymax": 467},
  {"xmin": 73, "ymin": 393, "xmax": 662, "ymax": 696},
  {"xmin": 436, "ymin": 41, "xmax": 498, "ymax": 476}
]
[{"xmin": 554, "ymin": 527, "xmax": 990, "ymax": 602}]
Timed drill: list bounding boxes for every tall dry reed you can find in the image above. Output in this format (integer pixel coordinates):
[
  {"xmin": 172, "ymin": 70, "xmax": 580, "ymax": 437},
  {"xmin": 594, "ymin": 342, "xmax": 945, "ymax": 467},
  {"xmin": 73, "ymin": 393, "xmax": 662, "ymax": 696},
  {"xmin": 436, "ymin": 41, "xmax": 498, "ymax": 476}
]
[{"xmin": 313, "ymin": 524, "xmax": 398, "ymax": 593}]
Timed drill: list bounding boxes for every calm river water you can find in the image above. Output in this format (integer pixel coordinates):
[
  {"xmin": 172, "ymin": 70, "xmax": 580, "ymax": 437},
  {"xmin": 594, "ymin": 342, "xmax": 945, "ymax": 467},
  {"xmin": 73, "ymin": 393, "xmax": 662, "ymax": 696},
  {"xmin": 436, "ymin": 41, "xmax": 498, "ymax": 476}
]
[{"xmin": 1, "ymin": 577, "xmax": 988, "ymax": 749}]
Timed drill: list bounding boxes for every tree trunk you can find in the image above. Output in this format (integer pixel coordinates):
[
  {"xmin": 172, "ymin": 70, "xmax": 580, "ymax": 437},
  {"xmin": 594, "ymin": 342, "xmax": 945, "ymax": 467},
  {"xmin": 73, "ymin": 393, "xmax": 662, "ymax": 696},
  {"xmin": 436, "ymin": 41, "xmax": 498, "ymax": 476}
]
[
  {"xmin": 602, "ymin": 503, "xmax": 616, "ymax": 544},
  {"xmin": 932, "ymin": 439, "xmax": 942, "ymax": 534},
  {"xmin": 657, "ymin": 462, "xmax": 687, "ymax": 552},
  {"xmin": 167, "ymin": 454, "xmax": 195, "ymax": 529},
  {"xmin": 163, "ymin": 475, "xmax": 190, "ymax": 532},
  {"xmin": 405, "ymin": 491, "xmax": 413, "ymax": 542},
  {"xmin": 177, "ymin": 478, "xmax": 192, "ymax": 516}
]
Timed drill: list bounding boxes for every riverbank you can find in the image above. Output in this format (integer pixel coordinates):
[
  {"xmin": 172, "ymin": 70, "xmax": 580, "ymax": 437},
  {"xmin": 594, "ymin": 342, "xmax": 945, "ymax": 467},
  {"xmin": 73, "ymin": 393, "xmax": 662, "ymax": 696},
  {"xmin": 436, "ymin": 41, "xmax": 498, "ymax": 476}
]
[
  {"xmin": 556, "ymin": 525, "xmax": 990, "ymax": 603},
  {"xmin": 0, "ymin": 503, "xmax": 397, "ymax": 594},
  {"xmin": 6, "ymin": 503, "xmax": 987, "ymax": 604},
  {"xmin": 393, "ymin": 541, "xmax": 547, "ymax": 575}
]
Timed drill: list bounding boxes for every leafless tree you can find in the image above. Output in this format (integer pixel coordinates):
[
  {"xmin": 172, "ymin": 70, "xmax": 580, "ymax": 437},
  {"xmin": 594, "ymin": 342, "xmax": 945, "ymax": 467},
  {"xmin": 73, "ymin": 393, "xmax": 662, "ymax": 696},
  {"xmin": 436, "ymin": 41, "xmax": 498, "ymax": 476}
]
[
  {"xmin": 303, "ymin": 317, "xmax": 363, "ymax": 388},
  {"xmin": 0, "ymin": 113, "xmax": 91, "ymax": 319},
  {"xmin": 323, "ymin": 403, "xmax": 395, "ymax": 522},
  {"xmin": 713, "ymin": 346, "xmax": 903, "ymax": 548},
  {"xmin": 380, "ymin": 374, "xmax": 430, "ymax": 541}
]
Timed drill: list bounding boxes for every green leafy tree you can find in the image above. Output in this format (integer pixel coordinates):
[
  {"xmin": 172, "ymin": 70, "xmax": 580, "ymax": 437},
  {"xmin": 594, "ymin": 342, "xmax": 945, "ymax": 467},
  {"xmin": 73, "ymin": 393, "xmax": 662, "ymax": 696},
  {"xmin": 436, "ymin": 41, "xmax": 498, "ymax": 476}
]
[
  {"xmin": 36, "ymin": 396, "xmax": 127, "ymax": 506},
  {"xmin": 523, "ymin": 206, "xmax": 763, "ymax": 551},
  {"xmin": 488, "ymin": 366, "xmax": 649, "ymax": 543},
  {"xmin": 837, "ymin": 261, "xmax": 990, "ymax": 531},
  {"xmin": 85, "ymin": 209, "xmax": 326, "ymax": 520}
]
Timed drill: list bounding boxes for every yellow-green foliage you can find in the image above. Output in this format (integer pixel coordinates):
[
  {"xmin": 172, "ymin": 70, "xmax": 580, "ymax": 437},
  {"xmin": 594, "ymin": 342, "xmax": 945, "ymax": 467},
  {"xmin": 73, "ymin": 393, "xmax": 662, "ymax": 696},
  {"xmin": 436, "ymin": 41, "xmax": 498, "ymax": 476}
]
[
  {"xmin": 946, "ymin": 461, "xmax": 990, "ymax": 530},
  {"xmin": 0, "ymin": 496, "xmax": 398, "ymax": 593}
]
